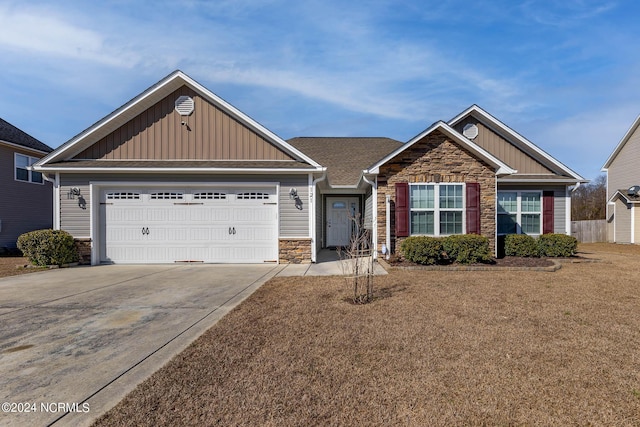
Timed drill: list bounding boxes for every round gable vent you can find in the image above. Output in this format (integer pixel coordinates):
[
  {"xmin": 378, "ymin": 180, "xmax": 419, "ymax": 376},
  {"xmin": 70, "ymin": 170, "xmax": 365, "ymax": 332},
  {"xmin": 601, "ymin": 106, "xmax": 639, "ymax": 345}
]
[
  {"xmin": 463, "ymin": 123, "xmax": 479, "ymax": 139},
  {"xmin": 175, "ymin": 96, "xmax": 194, "ymax": 116}
]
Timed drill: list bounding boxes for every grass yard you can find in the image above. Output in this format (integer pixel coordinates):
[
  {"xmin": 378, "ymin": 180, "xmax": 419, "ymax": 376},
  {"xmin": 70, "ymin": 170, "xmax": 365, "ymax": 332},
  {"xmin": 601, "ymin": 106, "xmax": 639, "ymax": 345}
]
[{"xmin": 91, "ymin": 243, "xmax": 640, "ymax": 426}]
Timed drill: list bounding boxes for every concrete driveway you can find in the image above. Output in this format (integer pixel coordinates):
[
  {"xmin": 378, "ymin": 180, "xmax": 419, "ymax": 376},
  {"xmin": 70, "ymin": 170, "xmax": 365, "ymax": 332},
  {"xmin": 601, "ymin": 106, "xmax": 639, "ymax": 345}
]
[{"xmin": 0, "ymin": 264, "xmax": 282, "ymax": 427}]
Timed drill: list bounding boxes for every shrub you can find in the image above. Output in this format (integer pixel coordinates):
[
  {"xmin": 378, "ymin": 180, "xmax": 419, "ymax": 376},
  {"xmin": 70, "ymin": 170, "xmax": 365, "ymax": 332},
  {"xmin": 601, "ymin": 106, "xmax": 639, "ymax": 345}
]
[
  {"xmin": 538, "ymin": 233, "xmax": 578, "ymax": 257},
  {"xmin": 442, "ymin": 234, "xmax": 492, "ymax": 264},
  {"xmin": 400, "ymin": 236, "xmax": 443, "ymax": 265},
  {"xmin": 17, "ymin": 229, "xmax": 79, "ymax": 266},
  {"xmin": 504, "ymin": 234, "xmax": 540, "ymax": 257}
]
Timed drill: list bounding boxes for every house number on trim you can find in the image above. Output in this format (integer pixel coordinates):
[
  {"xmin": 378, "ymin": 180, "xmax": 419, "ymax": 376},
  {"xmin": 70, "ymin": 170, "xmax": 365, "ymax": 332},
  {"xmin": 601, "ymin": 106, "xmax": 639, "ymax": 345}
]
[
  {"xmin": 141, "ymin": 227, "xmax": 150, "ymax": 235},
  {"xmin": 228, "ymin": 227, "xmax": 236, "ymax": 235}
]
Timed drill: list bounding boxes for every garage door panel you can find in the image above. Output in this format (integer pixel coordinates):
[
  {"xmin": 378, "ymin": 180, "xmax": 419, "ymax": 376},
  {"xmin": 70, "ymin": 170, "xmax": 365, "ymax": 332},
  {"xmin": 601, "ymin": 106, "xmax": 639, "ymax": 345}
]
[{"xmin": 101, "ymin": 186, "xmax": 278, "ymax": 264}]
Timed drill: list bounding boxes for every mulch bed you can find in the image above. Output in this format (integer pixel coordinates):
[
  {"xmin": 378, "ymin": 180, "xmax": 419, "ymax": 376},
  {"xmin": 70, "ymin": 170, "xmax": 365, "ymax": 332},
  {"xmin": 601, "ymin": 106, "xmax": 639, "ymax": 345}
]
[{"xmin": 386, "ymin": 256, "xmax": 556, "ymax": 268}]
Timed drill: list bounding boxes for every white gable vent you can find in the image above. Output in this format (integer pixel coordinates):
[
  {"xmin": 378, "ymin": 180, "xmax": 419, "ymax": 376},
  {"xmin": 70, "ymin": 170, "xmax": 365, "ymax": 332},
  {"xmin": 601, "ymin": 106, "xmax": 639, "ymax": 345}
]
[
  {"xmin": 462, "ymin": 123, "xmax": 479, "ymax": 139},
  {"xmin": 175, "ymin": 96, "xmax": 194, "ymax": 116}
]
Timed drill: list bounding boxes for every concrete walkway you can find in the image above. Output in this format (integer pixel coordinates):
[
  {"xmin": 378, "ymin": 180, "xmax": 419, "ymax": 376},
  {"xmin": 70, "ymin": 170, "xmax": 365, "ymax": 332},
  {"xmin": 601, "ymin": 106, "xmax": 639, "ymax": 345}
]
[{"xmin": 276, "ymin": 249, "xmax": 388, "ymax": 277}]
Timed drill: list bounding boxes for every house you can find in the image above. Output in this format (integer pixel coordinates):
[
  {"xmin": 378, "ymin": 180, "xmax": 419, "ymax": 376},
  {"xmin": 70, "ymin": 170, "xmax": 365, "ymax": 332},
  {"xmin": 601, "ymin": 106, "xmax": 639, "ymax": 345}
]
[
  {"xmin": 33, "ymin": 71, "xmax": 585, "ymax": 265},
  {"xmin": 0, "ymin": 118, "xmax": 54, "ymax": 250},
  {"xmin": 601, "ymin": 115, "xmax": 640, "ymax": 244}
]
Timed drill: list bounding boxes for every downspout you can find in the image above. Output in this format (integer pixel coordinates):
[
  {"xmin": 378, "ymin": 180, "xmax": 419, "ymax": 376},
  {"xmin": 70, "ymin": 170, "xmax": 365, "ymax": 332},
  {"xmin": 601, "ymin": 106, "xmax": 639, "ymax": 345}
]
[
  {"xmin": 311, "ymin": 168, "xmax": 327, "ymax": 263},
  {"xmin": 361, "ymin": 173, "xmax": 378, "ymax": 259}
]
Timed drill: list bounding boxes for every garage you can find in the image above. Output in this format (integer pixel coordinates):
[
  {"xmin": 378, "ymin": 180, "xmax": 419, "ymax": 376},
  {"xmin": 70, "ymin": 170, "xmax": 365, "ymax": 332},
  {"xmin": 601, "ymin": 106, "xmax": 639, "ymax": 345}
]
[{"xmin": 98, "ymin": 186, "xmax": 278, "ymax": 264}]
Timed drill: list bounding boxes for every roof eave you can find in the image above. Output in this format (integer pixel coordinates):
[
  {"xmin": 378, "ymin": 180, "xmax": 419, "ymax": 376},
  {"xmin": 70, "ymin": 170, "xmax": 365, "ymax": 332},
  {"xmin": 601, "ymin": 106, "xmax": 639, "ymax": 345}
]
[
  {"xmin": 602, "ymin": 114, "xmax": 640, "ymax": 170},
  {"xmin": 0, "ymin": 139, "xmax": 51, "ymax": 155},
  {"xmin": 32, "ymin": 166, "xmax": 321, "ymax": 174}
]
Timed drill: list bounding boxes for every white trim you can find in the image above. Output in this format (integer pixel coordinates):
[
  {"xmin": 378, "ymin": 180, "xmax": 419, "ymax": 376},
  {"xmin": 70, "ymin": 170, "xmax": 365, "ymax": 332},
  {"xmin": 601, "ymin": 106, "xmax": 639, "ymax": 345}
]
[
  {"xmin": 565, "ymin": 186, "xmax": 571, "ymax": 235},
  {"xmin": 362, "ymin": 174, "xmax": 377, "ymax": 258},
  {"xmin": 385, "ymin": 194, "xmax": 391, "ymax": 258},
  {"xmin": 366, "ymin": 121, "xmax": 516, "ymax": 176},
  {"xmin": 449, "ymin": 105, "xmax": 585, "ymax": 181},
  {"xmin": 14, "ymin": 153, "xmax": 45, "ymax": 184},
  {"xmin": 54, "ymin": 173, "xmax": 61, "ymax": 230},
  {"xmin": 308, "ymin": 173, "xmax": 316, "ymax": 262},
  {"xmin": 408, "ymin": 183, "xmax": 466, "ymax": 236},
  {"xmin": 602, "ymin": 114, "xmax": 640, "ymax": 170},
  {"xmin": 32, "ymin": 166, "xmax": 317, "ymax": 174},
  {"xmin": 36, "ymin": 71, "xmax": 321, "ymax": 169},
  {"xmin": 631, "ymin": 205, "xmax": 635, "ymax": 244},
  {"xmin": 0, "ymin": 139, "xmax": 51, "ymax": 155},
  {"xmin": 89, "ymin": 181, "xmax": 279, "ymax": 265}
]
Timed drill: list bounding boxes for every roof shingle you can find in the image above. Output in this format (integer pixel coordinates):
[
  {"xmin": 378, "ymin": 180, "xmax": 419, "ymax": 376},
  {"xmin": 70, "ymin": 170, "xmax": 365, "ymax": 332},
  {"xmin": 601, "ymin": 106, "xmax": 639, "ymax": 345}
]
[{"xmin": 0, "ymin": 118, "xmax": 53, "ymax": 153}]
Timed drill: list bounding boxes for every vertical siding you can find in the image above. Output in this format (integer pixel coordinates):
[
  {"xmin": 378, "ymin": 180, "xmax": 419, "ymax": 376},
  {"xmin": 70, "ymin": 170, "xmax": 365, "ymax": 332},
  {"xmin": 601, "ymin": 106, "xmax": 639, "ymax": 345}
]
[
  {"xmin": 614, "ymin": 198, "xmax": 631, "ymax": 243},
  {"xmin": 364, "ymin": 192, "xmax": 373, "ymax": 230},
  {"xmin": 608, "ymin": 125, "xmax": 640, "ymax": 197},
  {"xmin": 634, "ymin": 206, "xmax": 640, "ymax": 244},
  {"xmin": 59, "ymin": 173, "xmax": 310, "ymax": 239},
  {"xmin": 0, "ymin": 145, "xmax": 53, "ymax": 247},
  {"xmin": 454, "ymin": 119, "xmax": 554, "ymax": 174},
  {"xmin": 72, "ymin": 86, "xmax": 294, "ymax": 161}
]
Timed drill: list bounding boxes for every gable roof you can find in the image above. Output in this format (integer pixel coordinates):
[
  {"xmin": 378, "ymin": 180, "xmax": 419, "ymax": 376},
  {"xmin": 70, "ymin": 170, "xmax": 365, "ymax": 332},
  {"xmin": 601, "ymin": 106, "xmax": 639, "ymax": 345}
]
[
  {"xmin": 366, "ymin": 121, "xmax": 517, "ymax": 175},
  {"xmin": 35, "ymin": 70, "xmax": 321, "ymax": 170},
  {"xmin": 288, "ymin": 137, "xmax": 402, "ymax": 186},
  {"xmin": 602, "ymin": 114, "xmax": 640, "ymax": 171},
  {"xmin": 449, "ymin": 105, "xmax": 585, "ymax": 182},
  {"xmin": 0, "ymin": 118, "xmax": 53, "ymax": 154},
  {"xmin": 609, "ymin": 188, "xmax": 640, "ymax": 204}
]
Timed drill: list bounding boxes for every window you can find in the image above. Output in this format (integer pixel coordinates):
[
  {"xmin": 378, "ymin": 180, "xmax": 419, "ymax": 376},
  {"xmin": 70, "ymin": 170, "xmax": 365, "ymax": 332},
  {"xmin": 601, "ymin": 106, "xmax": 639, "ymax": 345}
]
[
  {"xmin": 106, "ymin": 192, "xmax": 141, "ymax": 200},
  {"xmin": 410, "ymin": 184, "xmax": 464, "ymax": 236},
  {"xmin": 236, "ymin": 192, "xmax": 269, "ymax": 200},
  {"xmin": 498, "ymin": 191, "xmax": 542, "ymax": 235},
  {"xmin": 150, "ymin": 192, "xmax": 183, "ymax": 200},
  {"xmin": 15, "ymin": 153, "xmax": 43, "ymax": 184}
]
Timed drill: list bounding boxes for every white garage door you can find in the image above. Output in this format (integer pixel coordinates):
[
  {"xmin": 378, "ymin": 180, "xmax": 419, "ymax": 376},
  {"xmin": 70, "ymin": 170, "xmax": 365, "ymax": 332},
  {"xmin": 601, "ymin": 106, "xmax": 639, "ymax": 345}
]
[{"xmin": 99, "ymin": 187, "xmax": 278, "ymax": 264}]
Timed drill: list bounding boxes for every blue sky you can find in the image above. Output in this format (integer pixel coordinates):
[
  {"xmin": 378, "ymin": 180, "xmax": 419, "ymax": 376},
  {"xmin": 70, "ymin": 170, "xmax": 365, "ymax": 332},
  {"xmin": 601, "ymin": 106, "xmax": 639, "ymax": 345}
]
[{"xmin": 1, "ymin": 0, "xmax": 639, "ymax": 181}]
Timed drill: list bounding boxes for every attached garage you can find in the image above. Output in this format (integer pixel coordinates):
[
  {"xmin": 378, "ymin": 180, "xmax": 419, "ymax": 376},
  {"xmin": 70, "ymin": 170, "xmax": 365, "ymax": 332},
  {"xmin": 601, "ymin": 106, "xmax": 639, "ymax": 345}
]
[{"xmin": 98, "ymin": 185, "xmax": 278, "ymax": 263}]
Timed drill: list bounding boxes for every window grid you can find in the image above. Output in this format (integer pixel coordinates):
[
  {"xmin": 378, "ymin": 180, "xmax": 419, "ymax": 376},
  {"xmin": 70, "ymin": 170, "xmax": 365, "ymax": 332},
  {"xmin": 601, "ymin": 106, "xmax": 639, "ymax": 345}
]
[
  {"xmin": 409, "ymin": 183, "xmax": 464, "ymax": 236},
  {"xmin": 15, "ymin": 153, "xmax": 43, "ymax": 184},
  {"xmin": 106, "ymin": 192, "xmax": 141, "ymax": 200},
  {"xmin": 497, "ymin": 191, "xmax": 542, "ymax": 235},
  {"xmin": 150, "ymin": 192, "xmax": 184, "ymax": 200},
  {"xmin": 236, "ymin": 192, "xmax": 270, "ymax": 200},
  {"xmin": 193, "ymin": 192, "xmax": 226, "ymax": 200}
]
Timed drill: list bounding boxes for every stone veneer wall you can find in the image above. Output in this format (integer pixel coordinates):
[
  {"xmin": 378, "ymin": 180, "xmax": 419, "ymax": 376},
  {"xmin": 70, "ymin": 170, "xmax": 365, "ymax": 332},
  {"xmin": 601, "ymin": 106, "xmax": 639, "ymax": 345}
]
[
  {"xmin": 377, "ymin": 130, "xmax": 497, "ymax": 254},
  {"xmin": 74, "ymin": 238, "xmax": 92, "ymax": 265},
  {"xmin": 279, "ymin": 238, "xmax": 312, "ymax": 264}
]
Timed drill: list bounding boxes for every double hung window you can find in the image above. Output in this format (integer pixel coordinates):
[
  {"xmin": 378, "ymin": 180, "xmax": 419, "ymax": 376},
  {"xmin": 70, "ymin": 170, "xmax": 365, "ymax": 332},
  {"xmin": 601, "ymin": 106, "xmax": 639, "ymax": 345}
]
[
  {"xmin": 15, "ymin": 153, "xmax": 43, "ymax": 184},
  {"xmin": 497, "ymin": 191, "xmax": 542, "ymax": 235},
  {"xmin": 410, "ymin": 184, "xmax": 464, "ymax": 236}
]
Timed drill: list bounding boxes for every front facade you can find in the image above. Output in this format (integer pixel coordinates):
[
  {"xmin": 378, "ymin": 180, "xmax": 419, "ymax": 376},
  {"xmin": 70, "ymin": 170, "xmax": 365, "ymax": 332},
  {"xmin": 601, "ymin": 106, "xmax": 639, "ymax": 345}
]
[
  {"xmin": 602, "ymin": 115, "xmax": 640, "ymax": 243},
  {"xmin": 34, "ymin": 72, "xmax": 584, "ymax": 264},
  {"xmin": 0, "ymin": 118, "xmax": 53, "ymax": 249}
]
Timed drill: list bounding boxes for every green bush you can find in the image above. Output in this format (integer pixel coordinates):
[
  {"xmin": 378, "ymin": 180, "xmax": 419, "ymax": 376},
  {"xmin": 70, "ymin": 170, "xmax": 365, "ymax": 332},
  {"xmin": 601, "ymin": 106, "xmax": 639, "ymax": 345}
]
[
  {"xmin": 504, "ymin": 234, "xmax": 540, "ymax": 257},
  {"xmin": 400, "ymin": 236, "xmax": 443, "ymax": 265},
  {"xmin": 17, "ymin": 229, "xmax": 79, "ymax": 266},
  {"xmin": 537, "ymin": 233, "xmax": 578, "ymax": 257},
  {"xmin": 442, "ymin": 234, "xmax": 492, "ymax": 264}
]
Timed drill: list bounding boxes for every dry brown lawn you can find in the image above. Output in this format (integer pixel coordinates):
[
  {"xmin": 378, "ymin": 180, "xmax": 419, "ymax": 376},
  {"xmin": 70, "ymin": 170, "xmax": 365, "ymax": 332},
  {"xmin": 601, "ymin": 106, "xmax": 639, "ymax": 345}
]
[
  {"xmin": 0, "ymin": 256, "xmax": 44, "ymax": 278},
  {"xmin": 94, "ymin": 244, "xmax": 640, "ymax": 426}
]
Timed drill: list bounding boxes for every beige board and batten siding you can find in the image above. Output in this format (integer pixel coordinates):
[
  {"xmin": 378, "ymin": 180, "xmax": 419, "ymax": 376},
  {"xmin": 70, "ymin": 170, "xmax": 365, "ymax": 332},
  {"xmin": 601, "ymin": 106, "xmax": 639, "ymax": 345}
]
[
  {"xmin": 498, "ymin": 184, "xmax": 568, "ymax": 234},
  {"xmin": 607, "ymin": 124, "xmax": 640, "ymax": 196},
  {"xmin": 614, "ymin": 197, "xmax": 632, "ymax": 243},
  {"xmin": 453, "ymin": 119, "xmax": 554, "ymax": 175},
  {"xmin": 59, "ymin": 174, "xmax": 310, "ymax": 238},
  {"xmin": 72, "ymin": 86, "xmax": 295, "ymax": 162}
]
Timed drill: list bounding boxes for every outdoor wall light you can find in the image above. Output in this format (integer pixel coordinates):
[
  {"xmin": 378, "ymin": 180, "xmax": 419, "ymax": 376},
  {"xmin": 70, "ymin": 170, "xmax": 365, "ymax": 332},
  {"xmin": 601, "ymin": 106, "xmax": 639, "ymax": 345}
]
[{"xmin": 289, "ymin": 188, "xmax": 298, "ymax": 199}]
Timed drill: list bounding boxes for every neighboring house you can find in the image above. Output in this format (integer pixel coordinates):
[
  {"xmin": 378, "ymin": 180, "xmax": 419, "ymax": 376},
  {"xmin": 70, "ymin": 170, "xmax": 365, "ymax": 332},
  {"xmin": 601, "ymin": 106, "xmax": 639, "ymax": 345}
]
[
  {"xmin": 0, "ymin": 118, "xmax": 54, "ymax": 250},
  {"xmin": 33, "ymin": 71, "xmax": 585, "ymax": 265},
  {"xmin": 601, "ymin": 115, "xmax": 640, "ymax": 244}
]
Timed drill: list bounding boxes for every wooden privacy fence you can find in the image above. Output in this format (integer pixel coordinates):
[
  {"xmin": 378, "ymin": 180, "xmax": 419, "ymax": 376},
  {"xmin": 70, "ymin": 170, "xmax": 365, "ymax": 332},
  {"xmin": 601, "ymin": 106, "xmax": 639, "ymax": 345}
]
[{"xmin": 571, "ymin": 220, "xmax": 607, "ymax": 243}]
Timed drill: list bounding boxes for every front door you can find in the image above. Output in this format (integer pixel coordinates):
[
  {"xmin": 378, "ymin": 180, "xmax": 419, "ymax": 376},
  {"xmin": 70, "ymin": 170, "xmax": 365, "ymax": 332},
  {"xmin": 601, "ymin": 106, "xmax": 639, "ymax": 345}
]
[{"xmin": 326, "ymin": 197, "xmax": 359, "ymax": 247}]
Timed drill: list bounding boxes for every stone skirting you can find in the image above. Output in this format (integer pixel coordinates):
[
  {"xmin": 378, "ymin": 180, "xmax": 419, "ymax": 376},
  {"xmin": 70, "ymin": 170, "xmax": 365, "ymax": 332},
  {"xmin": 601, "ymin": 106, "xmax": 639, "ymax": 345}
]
[
  {"xmin": 279, "ymin": 238, "xmax": 312, "ymax": 264},
  {"xmin": 74, "ymin": 238, "xmax": 92, "ymax": 265}
]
